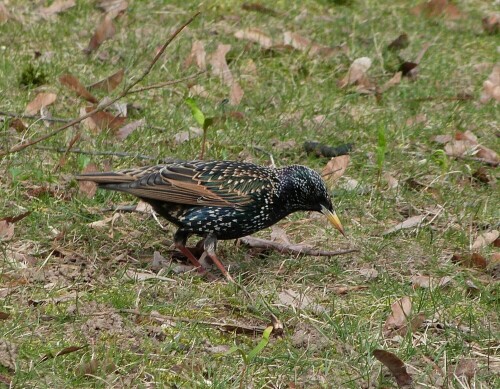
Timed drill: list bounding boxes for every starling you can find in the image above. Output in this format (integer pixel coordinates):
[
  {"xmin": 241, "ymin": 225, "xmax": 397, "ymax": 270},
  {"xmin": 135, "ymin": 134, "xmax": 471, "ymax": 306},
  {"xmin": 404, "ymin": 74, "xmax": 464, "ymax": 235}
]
[{"xmin": 76, "ymin": 160, "xmax": 345, "ymax": 280}]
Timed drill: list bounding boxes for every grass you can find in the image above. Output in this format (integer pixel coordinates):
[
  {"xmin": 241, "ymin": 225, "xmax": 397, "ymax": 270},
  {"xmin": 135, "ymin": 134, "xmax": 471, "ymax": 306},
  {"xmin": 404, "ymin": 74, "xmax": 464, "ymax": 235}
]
[{"xmin": 1, "ymin": 0, "xmax": 499, "ymax": 387}]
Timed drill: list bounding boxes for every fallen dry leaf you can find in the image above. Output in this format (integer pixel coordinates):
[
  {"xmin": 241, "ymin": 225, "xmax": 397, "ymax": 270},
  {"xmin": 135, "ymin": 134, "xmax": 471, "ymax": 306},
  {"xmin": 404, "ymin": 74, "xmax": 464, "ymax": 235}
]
[
  {"xmin": 453, "ymin": 358, "xmax": 477, "ymax": 381},
  {"xmin": 472, "ymin": 230, "xmax": 499, "ymax": 250},
  {"xmin": 338, "ymin": 57, "xmax": 372, "ymax": 90},
  {"xmin": 189, "ymin": 84, "xmax": 209, "ymax": 98},
  {"xmin": 209, "ymin": 44, "xmax": 233, "ymax": 86},
  {"xmin": 479, "ymin": 64, "xmax": 500, "ymax": 103},
  {"xmin": 373, "ymin": 349, "xmax": 413, "ymax": 388},
  {"xmin": 452, "ymin": 253, "xmax": 487, "ymax": 269},
  {"xmin": 405, "ymin": 113, "xmax": 427, "ymax": 127},
  {"xmin": 382, "ymin": 215, "xmax": 427, "ymax": 235},
  {"xmin": 173, "ymin": 127, "xmax": 203, "ymax": 145},
  {"xmin": 380, "ymin": 71, "xmax": 402, "ymax": 93},
  {"xmin": 39, "ymin": 0, "xmax": 75, "ymax": 18},
  {"xmin": 384, "ymin": 296, "xmax": 412, "ymax": 336},
  {"xmin": 88, "ymin": 212, "xmax": 121, "ymax": 229},
  {"xmin": 0, "ymin": 339, "xmax": 17, "ymax": 371},
  {"xmin": 476, "ymin": 145, "xmax": 499, "ymax": 165},
  {"xmin": 278, "ymin": 289, "xmax": 326, "ymax": 314},
  {"xmin": 60, "ymin": 74, "xmax": 98, "ymax": 103},
  {"xmin": 444, "ymin": 139, "xmax": 476, "ymax": 157},
  {"xmin": 432, "ymin": 134, "xmax": 453, "ymax": 144},
  {"xmin": 321, "ymin": 155, "xmax": 350, "ymax": 186},
  {"xmin": 270, "ymin": 225, "xmax": 291, "ymax": 245},
  {"xmin": 83, "ymin": 106, "xmax": 126, "ymax": 133},
  {"xmin": 455, "ymin": 129, "xmax": 478, "ymax": 143},
  {"xmin": 125, "ymin": 269, "xmax": 175, "ymax": 282},
  {"xmin": 283, "ymin": 31, "xmax": 337, "ymax": 57},
  {"xmin": 88, "ymin": 68, "xmax": 124, "ymax": 92},
  {"xmin": 78, "ymin": 164, "xmax": 98, "ymax": 198},
  {"xmin": 234, "ymin": 28, "xmax": 273, "ymax": 49},
  {"xmin": 25, "ymin": 92, "xmax": 57, "ymax": 115},
  {"xmin": 411, "ymin": 0, "xmax": 462, "ymax": 20},
  {"xmin": 0, "ymin": 312, "xmax": 9, "ymax": 320},
  {"xmin": 383, "ymin": 172, "xmax": 399, "ymax": 189},
  {"xmin": 229, "ymin": 81, "xmax": 244, "ymax": 106},
  {"xmin": 116, "ymin": 118, "xmax": 144, "ymax": 140},
  {"xmin": 411, "ymin": 275, "xmax": 452, "ymax": 289},
  {"xmin": 482, "ymin": 13, "xmax": 499, "ymax": 35},
  {"xmin": 0, "ymin": 211, "xmax": 30, "ymax": 242},
  {"xmin": 241, "ymin": 2, "xmax": 277, "ymax": 16},
  {"xmin": 184, "ymin": 40, "xmax": 206, "ymax": 70},
  {"xmin": 388, "ymin": 33, "xmax": 409, "ymax": 51},
  {"xmin": 9, "ymin": 118, "xmax": 27, "ymax": 132},
  {"xmin": 97, "ymin": 0, "xmax": 128, "ymax": 19},
  {"xmin": 39, "ymin": 345, "xmax": 86, "ymax": 363},
  {"xmin": 85, "ymin": 14, "xmax": 116, "ymax": 54},
  {"xmin": 0, "ymin": 3, "xmax": 10, "ymax": 23},
  {"xmin": 0, "ymin": 220, "xmax": 14, "ymax": 241}
]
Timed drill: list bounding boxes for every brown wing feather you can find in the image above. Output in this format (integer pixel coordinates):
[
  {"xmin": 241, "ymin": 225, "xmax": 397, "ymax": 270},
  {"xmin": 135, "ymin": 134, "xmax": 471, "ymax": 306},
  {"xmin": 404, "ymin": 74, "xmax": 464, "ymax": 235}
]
[{"xmin": 76, "ymin": 161, "xmax": 277, "ymax": 207}]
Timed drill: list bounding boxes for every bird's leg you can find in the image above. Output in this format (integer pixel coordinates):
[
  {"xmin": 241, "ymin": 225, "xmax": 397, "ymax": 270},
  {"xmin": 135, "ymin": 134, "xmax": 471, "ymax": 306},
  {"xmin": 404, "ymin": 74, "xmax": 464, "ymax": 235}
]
[
  {"xmin": 174, "ymin": 230, "xmax": 205, "ymax": 273},
  {"xmin": 204, "ymin": 233, "xmax": 234, "ymax": 282}
]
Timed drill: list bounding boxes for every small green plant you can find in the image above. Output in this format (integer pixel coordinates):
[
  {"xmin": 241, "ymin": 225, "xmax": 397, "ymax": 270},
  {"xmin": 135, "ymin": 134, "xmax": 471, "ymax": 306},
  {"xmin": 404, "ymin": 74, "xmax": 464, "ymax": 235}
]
[
  {"xmin": 185, "ymin": 98, "xmax": 214, "ymax": 159},
  {"xmin": 225, "ymin": 325, "xmax": 274, "ymax": 388},
  {"xmin": 19, "ymin": 63, "xmax": 48, "ymax": 88},
  {"xmin": 376, "ymin": 125, "xmax": 387, "ymax": 181}
]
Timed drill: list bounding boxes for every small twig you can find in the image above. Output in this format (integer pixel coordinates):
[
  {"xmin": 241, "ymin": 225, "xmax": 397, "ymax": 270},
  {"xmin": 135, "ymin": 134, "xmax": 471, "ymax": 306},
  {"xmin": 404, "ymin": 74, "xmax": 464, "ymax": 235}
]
[
  {"xmin": 0, "ymin": 111, "xmax": 71, "ymax": 123},
  {"xmin": 128, "ymin": 70, "xmax": 207, "ymax": 94},
  {"xmin": 239, "ymin": 236, "xmax": 358, "ymax": 257},
  {"xmin": 34, "ymin": 146, "xmax": 158, "ymax": 160},
  {"xmin": 0, "ymin": 12, "xmax": 199, "ymax": 158},
  {"xmin": 119, "ymin": 308, "xmax": 267, "ymax": 335}
]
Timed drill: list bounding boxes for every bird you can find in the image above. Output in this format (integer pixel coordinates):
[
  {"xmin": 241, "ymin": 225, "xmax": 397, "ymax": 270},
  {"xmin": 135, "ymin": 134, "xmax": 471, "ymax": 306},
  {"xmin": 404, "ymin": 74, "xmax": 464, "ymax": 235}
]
[{"xmin": 75, "ymin": 160, "xmax": 345, "ymax": 280}]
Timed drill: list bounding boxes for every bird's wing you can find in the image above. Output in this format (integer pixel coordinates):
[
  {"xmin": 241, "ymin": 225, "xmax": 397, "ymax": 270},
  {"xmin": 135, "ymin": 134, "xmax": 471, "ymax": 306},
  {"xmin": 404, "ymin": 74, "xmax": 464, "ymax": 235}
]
[{"xmin": 76, "ymin": 161, "xmax": 277, "ymax": 208}]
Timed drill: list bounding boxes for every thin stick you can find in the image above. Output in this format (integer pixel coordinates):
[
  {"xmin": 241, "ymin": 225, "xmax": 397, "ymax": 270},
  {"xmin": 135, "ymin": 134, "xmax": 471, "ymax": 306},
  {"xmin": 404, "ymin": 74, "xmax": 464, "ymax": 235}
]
[
  {"xmin": 34, "ymin": 146, "xmax": 158, "ymax": 160},
  {"xmin": 0, "ymin": 12, "xmax": 200, "ymax": 158},
  {"xmin": 239, "ymin": 236, "xmax": 359, "ymax": 257},
  {"xmin": 128, "ymin": 70, "xmax": 207, "ymax": 94},
  {"xmin": 0, "ymin": 111, "xmax": 71, "ymax": 123},
  {"xmin": 119, "ymin": 308, "xmax": 267, "ymax": 335}
]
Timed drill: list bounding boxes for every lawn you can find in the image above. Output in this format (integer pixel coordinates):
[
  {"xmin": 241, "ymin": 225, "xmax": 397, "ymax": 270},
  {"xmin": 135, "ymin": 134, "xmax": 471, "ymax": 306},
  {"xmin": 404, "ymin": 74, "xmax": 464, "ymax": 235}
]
[{"xmin": 0, "ymin": 0, "xmax": 498, "ymax": 387}]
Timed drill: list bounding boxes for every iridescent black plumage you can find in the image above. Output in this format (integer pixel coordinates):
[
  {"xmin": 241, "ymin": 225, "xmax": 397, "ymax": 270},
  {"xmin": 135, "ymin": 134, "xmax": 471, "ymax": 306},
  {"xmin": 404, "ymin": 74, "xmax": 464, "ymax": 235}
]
[{"xmin": 76, "ymin": 160, "xmax": 344, "ymax": 279}]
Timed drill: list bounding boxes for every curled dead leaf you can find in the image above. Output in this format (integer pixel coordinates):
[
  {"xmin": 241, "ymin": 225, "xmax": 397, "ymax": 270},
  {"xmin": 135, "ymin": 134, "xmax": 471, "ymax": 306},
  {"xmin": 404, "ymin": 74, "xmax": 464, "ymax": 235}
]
[
  {"xmin": 0, "ymin": 3, "xmax": 10, "ymax": 23},
  {"xmin": 472, "ymin": 230, "xmax": 499, "ymax": 250},
  {"xmin": 229, "ymin": 81, "xmax": 244, "ymax": 106},
  {"xmin": 25, "ymin": 92, "xmax": 57, "ymax": 115},
  {"xmin": 39, "ymin": 0, "xmax": 75, "ymax": 19},
  {"xmin": 373, "ymin": 349, "xmax": 413, "ymax": 388},
  {"xmin": 384, "ymin": 296, "xmax": 412, "ymax": 336},
  {"xmin": 321, "ymin": 155, "xmax": 350, "ymax": 187},
  {"xmin": 382, "ymin": 215, "xmax": 427, "ymax": 235},
  {"xmin": 88, "ymin": 68, "xmax": 124, "ymax": 92},
  {"xmin": 234, "ymin": 28, "xmax": 273, "ymax": 49},
  {"xmin": 480, "ymin": 64, "xmax": 500, "ymax": 103},
  {"xmin": 411, "ymin": 0, "xmax": 462, "ymax": 20},
  {"xmin": 482, "ymin": 14, "xmax": 499, "ymax": 35},
  {"xmin": 116, "ymin": 118, "xmax": 145, "ymax": 140},
  {"xmin": 97, "ymin": 0, "xmax": 129, "ymax": 19},
  {"xmin": 85, "ymin": 14, "xmax": 115, "ymax": 54},
  {"xmin": 338, "ymin": 57, "xmax": 372, "ymax": 89},
  {"xmin": 411, "ymin": 275, "xmax": 452, "ymax": 289},
  {"xmin": 209, "ymin": 44, "xmax": 233, "ymax": 86},
  {"xmin": 82, "ymin": 106, "xmax": 126, "ymax": 133},
  {"xmin": 184, "ymin": 40, "xmax": 206, "ymax": 70},
  {"xmin": 60, "ymin": 74, "xmax": 98, "ymax": 103}
]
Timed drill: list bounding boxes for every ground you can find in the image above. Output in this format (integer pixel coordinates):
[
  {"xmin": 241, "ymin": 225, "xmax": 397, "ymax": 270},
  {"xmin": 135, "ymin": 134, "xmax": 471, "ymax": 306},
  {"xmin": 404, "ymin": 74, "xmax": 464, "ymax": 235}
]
[{"xmin": 0, "ymin": 0, "xmax": 499, "ymax": 388}]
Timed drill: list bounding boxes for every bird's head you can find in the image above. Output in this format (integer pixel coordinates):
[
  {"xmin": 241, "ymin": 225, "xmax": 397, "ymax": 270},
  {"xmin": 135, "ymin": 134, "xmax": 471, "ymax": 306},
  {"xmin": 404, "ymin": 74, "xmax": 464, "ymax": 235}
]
[{"xmin": 278, "ymin": 165, "xmax": 345, "ymax": 237}]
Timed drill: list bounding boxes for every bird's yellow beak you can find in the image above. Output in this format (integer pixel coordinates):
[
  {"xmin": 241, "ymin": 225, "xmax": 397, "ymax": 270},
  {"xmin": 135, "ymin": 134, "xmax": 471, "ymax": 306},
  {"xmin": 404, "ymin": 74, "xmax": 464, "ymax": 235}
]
[{"xmin": 321, "ymin": 205, "xmax": 346, "ymax": 237}]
